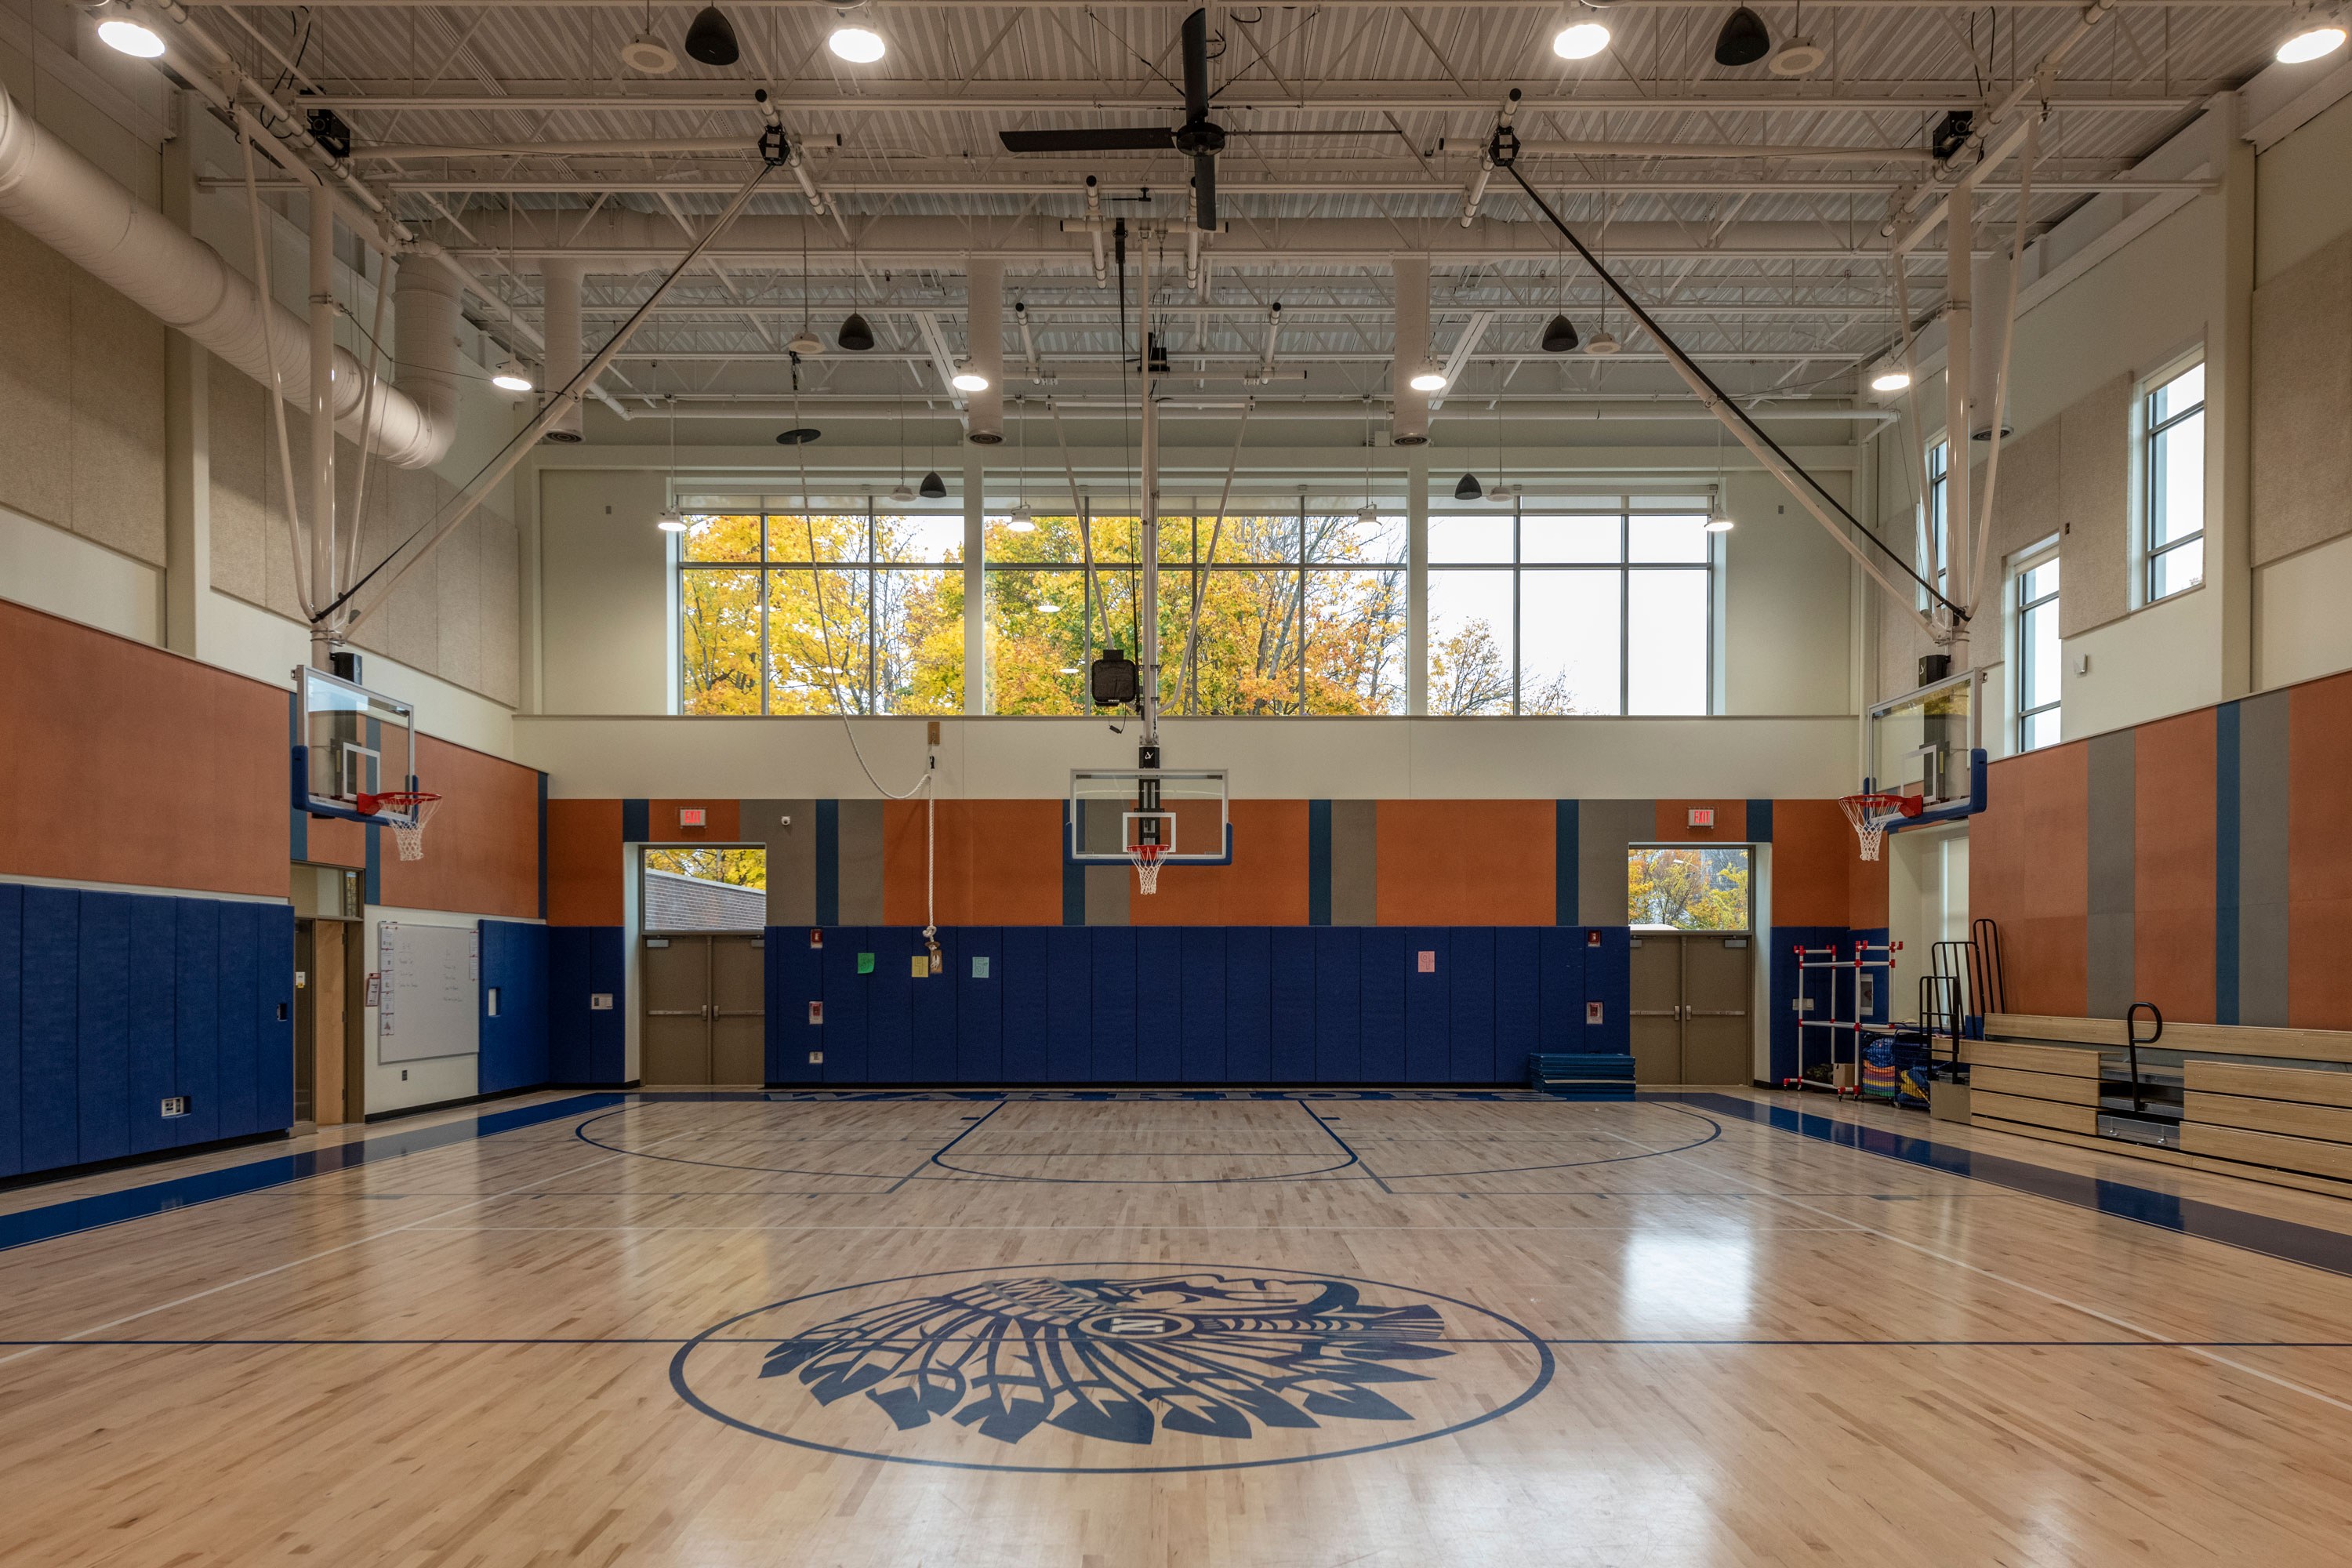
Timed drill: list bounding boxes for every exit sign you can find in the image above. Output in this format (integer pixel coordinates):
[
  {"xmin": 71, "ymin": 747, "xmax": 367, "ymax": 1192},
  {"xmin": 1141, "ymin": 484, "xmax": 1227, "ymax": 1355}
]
[
  {"xmin": 678, "ymin": 807, "xmax": 706, "ymax": 827},
  {"xmin": 1687, "ymin": 807, "xmax": 1715, "ymax": 829}
]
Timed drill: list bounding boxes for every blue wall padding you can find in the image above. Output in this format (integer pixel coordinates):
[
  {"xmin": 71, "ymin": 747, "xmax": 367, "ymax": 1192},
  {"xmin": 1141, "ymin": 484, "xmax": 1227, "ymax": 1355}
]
[
  {"xmin": 172, "ymin": 900, "xmax": 220, "ymax": 1147},
  {"xmin": 1312, "ymin": 928, "xmax": 1360, "ymax": 1081},
  {"xmin": 1269, "ymin": 927, "xmax": 1316, "ymax": 1082},
  {"xmin": 1448, "ymin": 927, "xmax": 1496, "ymax": 1083},
  {"xmin": 478, "ymin": 920, "xmax": 550, "ymax": 1094},
  {"xmin": 957, "ymin": 927, "xmax": 1003, "ymax": 1083},
  {"xmin": 909, "ymin": 929, "xmax": 958, "ymax": 1081},
  {"xmin": 1000, "ymin": 927, "xmax": 1050, "ymax": 1081},
  {"xmin": 1225, "ymin": 927, "xmax": 1272, "ymax": 1082},
  {"xmin": 1180, "ymin": 927, "xmax": 1226, "ymax": 1081},
  {"xmin": 755, "ymin": 924, "xmax": 1650, "ymax": 1086},
  {"xmin": 22, "ymin": 887, "xmax": 80, "ymax": 1173},
  {"xmin": 1359, "ymin": 927, "xmax": 1407, "ymax": 1080},
  {"xmin": 125, "ymin": 896, "xmax": 178, "ymax": 1156},
  {"xmin": 1044, "ymin": 926, "xmax": 1091, "ymax": 1081},
  {"xmin": 0, "ymin": 884, "xmax": 19, "ymax": 1177},
  {"xmin": 1134, "ymin": 928, "xmax": 1183, "ymax": 1081},
  {"xmin": 1091, "ymin": 927, "xmax": 1138, "ymax": 1080},
  {"xmin": 78, "ymin": 891, "xmax": 132, "ymax": 1164},
  {"xmin": 1403, "ymin": 927, "xmax": 1449, "ymax": 1081},
  {"xmin": 0, "ymin": 887, "xmax": 296, "ymax": 1179},
  {"xmin": 1768, "ymin": 924, "xmax": 1895, "ymax": 1082},
  {"xmin": 548, "ymin": 925, "xmax": 627, "ymax": 1085}
]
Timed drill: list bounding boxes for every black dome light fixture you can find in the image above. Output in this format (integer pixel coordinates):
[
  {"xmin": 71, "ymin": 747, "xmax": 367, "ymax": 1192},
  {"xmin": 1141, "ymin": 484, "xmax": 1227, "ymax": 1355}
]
[
  {"xmin": 1454, "ymin": 473, "xmax": 1484, "ymax": 501},
  {"xmin": 837, "ymin": 311, "xmax": 876, "ymax": 352},
  {"xmin": 919, "ymin": 470, "xmax": 948, "ymax": 499},
  {"xmin": 1541, "ymin": 314, "xmax": 1581, "ymax": 353},
  {"xmin": 684, "ymin": 5, "xmax": 741, "ymax": 66},
  {"xmin": 1714, "ymin": 6, "xmax": 1773, "ymax": 66},
  {"xmin": 775, "ymin": 426, "xmax": 822, "ymax": 445}
]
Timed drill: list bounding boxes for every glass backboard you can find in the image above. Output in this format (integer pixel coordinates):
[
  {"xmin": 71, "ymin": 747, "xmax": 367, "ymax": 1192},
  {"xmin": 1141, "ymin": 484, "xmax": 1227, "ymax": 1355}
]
[
  {"xmin": 1867, "ymin": 670, "xmax": 1980, "ymax": 809},
  {"xmin": 294, "ymin": 665, "xmax": 420, "ymax": 826},
  {"xmin": 1069, "ymin": 768, "xmax": 1230, "ymax": 862}
]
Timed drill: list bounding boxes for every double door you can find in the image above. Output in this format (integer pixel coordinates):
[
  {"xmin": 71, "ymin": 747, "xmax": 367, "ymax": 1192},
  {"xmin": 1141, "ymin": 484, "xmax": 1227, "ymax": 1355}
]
[
  {"xmin": 642, "ymin": 933, "xmax": 766, "ymax": 1085},
  {"xmin": 1629, "ymin": 933, "xmax": 1754, "ymax": 1086}
]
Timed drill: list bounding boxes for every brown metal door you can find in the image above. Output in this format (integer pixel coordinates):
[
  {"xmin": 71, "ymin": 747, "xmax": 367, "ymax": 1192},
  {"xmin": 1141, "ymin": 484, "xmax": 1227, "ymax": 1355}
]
[
  {"xmin": 1681, "ymin": 936, "xmax": 1755, "ymax": 1085},
  {"xmin": 641, "ymin": 935, "xmax": 712, "ymax": 1085},
  {"xmin": 710, "ymin": 935, "xmax": 767, "ymax": 1085},
  {"xmin": 1628, "ymin": 935, "xmax": 1682, "ymax": 1085}
]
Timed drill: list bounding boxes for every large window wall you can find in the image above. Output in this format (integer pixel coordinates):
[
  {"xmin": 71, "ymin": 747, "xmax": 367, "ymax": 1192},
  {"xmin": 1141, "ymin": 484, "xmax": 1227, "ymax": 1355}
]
[{"xmin": 677, "ymin": 492, "xmax": 1715, "ymax": 717}]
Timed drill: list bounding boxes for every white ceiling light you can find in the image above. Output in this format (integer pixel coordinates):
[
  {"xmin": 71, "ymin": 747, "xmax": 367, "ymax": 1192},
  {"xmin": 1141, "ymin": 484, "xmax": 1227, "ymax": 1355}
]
[
  {"xmin": 656, "ymin": 508, "xmax": 687, "ymax": 533},
  {"xmin": 1356, "ymin": 502, "xmax": 1378, "ymax": 525},
  {"xmin": 787, "ymin": 328, "xmax": 823, "ymax": 356},
  {"xmin": 1406, "ymin": 364, "xmax": 1448, "ymax": 393},
  {"xmin": 2278, "ymin": 18, "xmax": 2347, "ymax": 60},
  {"xmin": 1582, "ymin": 331, "xmax": 1621, "ymax": 356},
  {"xmin": 96, "ymin": 16, "xmax": 165, "ymax": 57},
  {"xmin": 1704, "ymin": 514, "xmax": 1737, "ymax": 534},
  {"xmin": 1870, "ymin": 368, "xmax": 1913, "ymax": 393},
  {"xmin": 620, "ymin": 31, "xmax": 678, "ymax": 73},
  {"xmin": 829, "ymin": 23, "xmax": 887, "ymax": 64},
  {"xmin": 1007, "ymin": 502, "xmax": 1036, "ymax": 531},
  {"xmin": 1553, "ymin": 21, "xmax": 1610, "ymax": 60},
  {"xmin": 950, "ymin": 362, "xmax": 989, "ymax": 392},
  {"xmin": 889, "ymin": 482, "xmax": 915, "ymax": 503},
  {"xmin": 491, "ymin": 358, "xmax": 533, "ymax": 392},
  {"xmin": 1769, "ymin": 38, "xmax": 1826, "ymax": 75}
]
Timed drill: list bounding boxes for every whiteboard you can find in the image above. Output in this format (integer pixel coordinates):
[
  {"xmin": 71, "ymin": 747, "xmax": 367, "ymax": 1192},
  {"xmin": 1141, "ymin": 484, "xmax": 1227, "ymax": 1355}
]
[{"xmin": 379, "ymin": 921, "xmax": 480, "ymax": 1065}]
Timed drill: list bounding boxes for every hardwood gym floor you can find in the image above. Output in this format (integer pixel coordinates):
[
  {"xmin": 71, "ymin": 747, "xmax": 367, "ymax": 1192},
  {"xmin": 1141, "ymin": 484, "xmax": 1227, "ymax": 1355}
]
[{"xmin": 5, "ymin": 1089, "xmax": 2352, "ymax": 1566}]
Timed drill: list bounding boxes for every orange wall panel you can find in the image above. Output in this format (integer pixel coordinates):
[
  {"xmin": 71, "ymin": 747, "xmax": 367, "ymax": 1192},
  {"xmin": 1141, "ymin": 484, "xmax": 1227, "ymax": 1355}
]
[
  {"xmin": 1373, "ymin": 800, "xmax": 1555, "ymax": 926},
  {"xmin": 1769, "ymin": 800, "xmax": 1854, "ymax": 926},
  {"xmin": 0, "ymin": 600, "xmax": 286, "ymax": 898},
  {"xmin": 305, "ymin": 815, "xmax": 369, "ymax": 871},
  {"xmin": 1133, "ymin": 800, "xmax": 1312, "ymax": 925},
  {"xmin": 648, "ymin": 799, "xmax": 741, "ymax": 841},
  {"xmin": 547, "ymin": 798, "xmax": 623, "ymax": 925},
  {"xmin": 2289, "ymin": 673, "xmax": 2352, "ymax": 1028},
  {"xmin": 377, "ymin": 736, "xmax": 541, "ymax": 919},
  {"xmin": 884, "ymin": 799, "xmax": 1065, "ymax": 926},
  {"xmin": 1652, "ymin": 799, "xmax": 1747, "ymax": 843},
  {"xmin": 1973, "ymin": 746, "xmax": 2089, "ymax": 1015},
  {"xmin": 2134, "ymin": 710, "xmax": 2216, "ymax": 1023}
]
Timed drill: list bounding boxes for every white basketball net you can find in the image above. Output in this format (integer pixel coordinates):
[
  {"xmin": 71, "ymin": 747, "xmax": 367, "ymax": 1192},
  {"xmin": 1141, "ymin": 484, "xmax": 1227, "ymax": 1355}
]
[
  {"xmin": 1840, "ymin": 795, "xmax": 1893, "ymax": 862},
  {"xmin": 387, "ymin": 794, "xmax": 440, "ymax": 862},
  {"xmin": 1131, "ymin": 848, "xmax": 1163, "ymax": 895}
]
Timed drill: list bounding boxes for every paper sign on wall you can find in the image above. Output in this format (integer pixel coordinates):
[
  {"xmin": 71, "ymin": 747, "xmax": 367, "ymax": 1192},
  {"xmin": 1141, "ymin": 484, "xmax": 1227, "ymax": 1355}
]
[
  {"xmin": 1586, "ymin": 1002, "xmax": 1604, "ymax": 1025},
  {"xmin": 971, "ymin": 956, "xmax": 991, "ymax": 979},
  {"xmin": 808, "ymin": 1001, "xmax": 824, "ymax": 1025},
  {"xmin": 912, "ymin": 955, "xmax": 931, "ymax": 978},
  {"xmin": 1417, "ymin": 951, "xmax": 1436, "ymax": 973},
  {"xmin": 857, "ymin": 952, "xmax": 876, "ymax": 975},
  {"xmin": 590, "ymin": 993, "xmax": 614, "ymax": 1011}
]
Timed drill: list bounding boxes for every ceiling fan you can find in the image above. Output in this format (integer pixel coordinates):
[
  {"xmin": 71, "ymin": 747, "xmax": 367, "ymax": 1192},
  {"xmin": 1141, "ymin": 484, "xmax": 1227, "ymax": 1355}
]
[{"xmin": 995, "ymin": 7, "xmax": 1224, "ymax": 230}]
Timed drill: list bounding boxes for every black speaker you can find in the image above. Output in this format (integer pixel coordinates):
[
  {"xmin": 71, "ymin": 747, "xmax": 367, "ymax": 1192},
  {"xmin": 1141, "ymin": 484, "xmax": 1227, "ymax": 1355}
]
[{"xmin": 1091, "ymin": 648, "xmax": 1139, "ymax": 706}]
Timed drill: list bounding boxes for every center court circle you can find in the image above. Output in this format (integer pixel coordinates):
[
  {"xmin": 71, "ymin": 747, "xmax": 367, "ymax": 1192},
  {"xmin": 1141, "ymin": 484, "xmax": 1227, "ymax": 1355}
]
[{"xmin": 670, "ymin": 1262, "xmax": 1555, "ymax": 1474}]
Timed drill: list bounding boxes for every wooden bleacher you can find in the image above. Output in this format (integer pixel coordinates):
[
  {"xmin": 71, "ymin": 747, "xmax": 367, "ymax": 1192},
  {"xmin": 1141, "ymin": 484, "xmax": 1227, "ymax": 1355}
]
[{"xmin": 1964, "ymin": 1014, "xmax": 2352, "ymax": 1197}]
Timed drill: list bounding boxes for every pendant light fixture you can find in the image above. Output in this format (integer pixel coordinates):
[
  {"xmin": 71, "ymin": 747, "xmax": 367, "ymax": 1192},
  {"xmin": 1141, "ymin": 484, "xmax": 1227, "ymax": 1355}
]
[
  {"xmin": 1714, "ymin": 5, "xmax": 1773, "ymax": 66},
  {"xmin": 1454, "ymin": 473, "xmax": 1483, "ymax": 502},
  {"xmin": 1486, "ymin": 394, "xmax": 1515, "ymax": 505},
  {"xmin": 1705, "ymin": 419, "xmax": 1736, "ymax": 532},
  {"xmin": 491, "ymin": 357, "xmax": 533, "ymax": 392},
  {"xmin": 837, "ymin": 223, "xmax": 873, "ymax": 350},
  {"xmin": 2278, "ymin": 8, "xmax": 2347, "ymax": 60},
  {"xmin": 620, "ymin": 5, "xmax": 677, "ymax": 74},
  {"xmin": 1356, "ymin": 397, "xmax": 1378, "ymax": 526},
  {"xmin": 1584, "ymin": 209, "xmax": 1621, "ymax": 354},
  {"xmin": 917, "ymin": 412, "xmax": 946, "ymax": 499},
  {"xmin": 1553, "ymin": 19, "xmax": 1610, "ymax": 59},
  {"xmin": 1007, "ymin": 397, "xmax": 1037, "ymax": 530},
  {"xmin": 1768, "ymin": 0, "xmax": 1824, "ymax": 75},
  {"xmin": 656, "ymin": 394, "xmax": 687, "ymax": 531},
  {"xmin": 683, "ymin": 5, "xmax": 741, "ymax": 66},
  {"xmin": 96, "ymin": 12, "xmax": 165, "ymax": 56},
  {"xmin": 1541, "ymin": 313, "xmax": 1580, "ymax": 354},
  {"xmin": 828, "ymin": 2, "xmax": 887, "ymax": 63},
  {"xmin": 889, "ymin": 403, "xmax": 914, "ymax": 503}
]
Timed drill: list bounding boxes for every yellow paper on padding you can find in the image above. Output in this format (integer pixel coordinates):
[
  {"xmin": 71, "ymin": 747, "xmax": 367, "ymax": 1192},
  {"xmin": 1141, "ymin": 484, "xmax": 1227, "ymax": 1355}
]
[{"xmin": 912, "ymin": 955, "xmax": 929, "ymax": 978}]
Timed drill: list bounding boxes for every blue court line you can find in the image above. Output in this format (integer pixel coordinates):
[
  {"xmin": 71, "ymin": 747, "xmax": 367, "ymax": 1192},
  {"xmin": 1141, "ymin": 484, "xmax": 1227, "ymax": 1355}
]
[
  {"xmin": 0, "ymin": 1094, "xmax": 626, "ymax": 1256},
  {"xmin": 1684, "ymin": 1093, "xmax": 2352, "ymax": 1281}
]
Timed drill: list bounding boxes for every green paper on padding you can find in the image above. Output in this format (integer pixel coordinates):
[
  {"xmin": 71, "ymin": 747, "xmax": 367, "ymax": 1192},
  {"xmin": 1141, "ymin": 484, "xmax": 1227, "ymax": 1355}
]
[{"xmin": 857, "ymin": 952, "xmax": 875, "ymax": 974}]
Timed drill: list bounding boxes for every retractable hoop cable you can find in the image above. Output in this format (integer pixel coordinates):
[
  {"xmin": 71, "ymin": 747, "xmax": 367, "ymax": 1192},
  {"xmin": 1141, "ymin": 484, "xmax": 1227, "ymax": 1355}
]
[{"xmin": 1484, "ymin": 112, "xmax": 1967, "ymax": 628}]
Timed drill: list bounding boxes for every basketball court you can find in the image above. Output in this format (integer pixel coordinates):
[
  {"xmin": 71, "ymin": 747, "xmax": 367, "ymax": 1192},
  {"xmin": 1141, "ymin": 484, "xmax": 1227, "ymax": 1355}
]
[{"xmin": 6, "ymin": 1, "xmax": 2352, "ymax": 1562}]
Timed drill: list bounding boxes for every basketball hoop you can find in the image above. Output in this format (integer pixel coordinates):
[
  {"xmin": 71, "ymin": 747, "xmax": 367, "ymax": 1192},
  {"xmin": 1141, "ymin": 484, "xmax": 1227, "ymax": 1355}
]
[
  {"xmin": 1131, "ymin": 844, "xmax": 1163, "ymax": 896},
  {"xmin": 358, "ymin": 789, "xmax": 441, "ymax": 861},
  {"xmin": 1839, "ymin": 792, "xmax": 1922, "ymax": 861}
]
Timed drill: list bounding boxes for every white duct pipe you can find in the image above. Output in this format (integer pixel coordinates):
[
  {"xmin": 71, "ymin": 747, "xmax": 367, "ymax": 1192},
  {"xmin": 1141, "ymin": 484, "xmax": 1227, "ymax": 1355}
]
[
  {"xmin": 1969, "ymin": 244, "xmax": 2012, "ymax": 442},
  {"xmin": 1390, "ymin": 252, "xmax": 1431, "ymax": 446},
  {"xmin": 963, "ymin": 254, "xmax": 1004, "ymax": 445},
  {"xmin": 540, "ymin": 257, "xmax": 586, "ymax": 441},
  {"xmin": 0, "ymin": 84, "xmax": 452, "ymax": 468}
]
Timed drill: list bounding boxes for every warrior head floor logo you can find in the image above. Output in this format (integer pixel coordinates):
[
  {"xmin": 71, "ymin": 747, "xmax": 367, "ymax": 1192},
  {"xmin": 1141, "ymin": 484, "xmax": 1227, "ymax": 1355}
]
[{"xmin": 672, "ymin": 1265, "xmax": 1554, "ymax": 1474}]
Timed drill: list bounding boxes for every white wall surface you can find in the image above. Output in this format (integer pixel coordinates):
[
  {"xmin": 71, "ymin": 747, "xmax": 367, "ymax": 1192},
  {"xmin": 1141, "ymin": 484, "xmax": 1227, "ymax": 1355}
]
[
  {"xmin": 2256, "ymin": 529, "xmax": 2352, "ymax": 689},
  {"xmin": 0, "ymin": 503, "xmax": 159, "ymax": 641},
  {"xmin": 515, "ymin": 713, "xmax": 1860, "ymax": 801}
]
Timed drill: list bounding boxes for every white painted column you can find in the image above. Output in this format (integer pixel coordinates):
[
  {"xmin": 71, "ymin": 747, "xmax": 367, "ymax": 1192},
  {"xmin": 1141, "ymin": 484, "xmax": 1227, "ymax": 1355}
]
[
  {"xmin": 539, "ymin": 258, "xmax": 585, "ymax": 441},
  {"xmin": 2209, "ymin": 95, "xmax": 2256, "ymax": 699},
  {"xmin": 160, "ymin": 96, "xmax": 212, "ymax": 659},
  {"xmin": 963, "ymin": 255, "xmax": 1004, "ymax": 445},
  {"xmin": 1406, "ymin": 448, "xmax": 1429, "ymax": 715},
  {"xmin": 1390, "ymin": 252, "xmax": 1431, "ymax": 446},
  {"xmin": 963, "ymin": 453, "xmax": 985, "ymax": 713}
]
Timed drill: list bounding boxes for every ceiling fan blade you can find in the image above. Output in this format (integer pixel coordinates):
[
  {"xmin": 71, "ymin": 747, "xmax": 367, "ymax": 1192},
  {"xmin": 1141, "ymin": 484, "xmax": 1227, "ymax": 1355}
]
[
  {"xmin": 996, "ymin": 126, "xmax": 1175, "ymax": 154},
  {"xmin": 1181, "ymin": 8, "xmax": 1210, "ymax": 123},
  {"xmin": 1192, "ymin": 154, "xmax": 1217, "ymax": 231}
]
